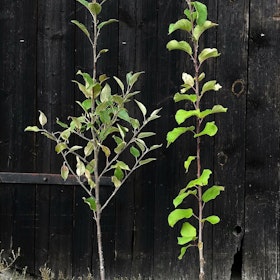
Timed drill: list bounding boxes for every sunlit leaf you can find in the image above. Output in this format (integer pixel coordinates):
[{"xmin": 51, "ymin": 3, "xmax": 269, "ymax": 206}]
[
  {"xmin": 186, "ymin": 169, "xmax": 212, "ymax": 189},
  {"xmin": 76, "ymin": 156, "xmax": 85, "ymax": 177},
  {"xmin": 193, "ymin": 1, "xmax": 207, "ymax": 25},
  {"xmin": 193, "ymin": 20, "xmax": 218, "ymax": 41},
  {"xmin": 100, "ymin": 83, "xmax": 111, "ymax": 102},
  {"xmin": 111, "ymin": 176, "xmax": 121, "ymax": 188},
  {"xmin": 198, "ymin": 48, "xmax": 220, "ymax": 64},
  {"xmin": 168, "ymin": 208, "xmax": 193, "ymax": 227},
  {"xmin": 130, "ymin": 146, "xmax": 140, "ymax": 158},
  {"xmin": 166, "ymin": 126, "xmax": 195, "ymax": 147},
  {"xmin": 83, "ymin": 196, "xmax": 96, "ymax": 211},
  {"xmin": 138, "ymin": 132, "xmax": 156, "ymax": 138},
  {"xmin": 168, "ymin": 19, "xmax": 192, "ymax": 34},
  {"xmin": 55, "ymin": 143, "xmax": 67, "ymax": 154},
  {"xmin": 139, "ymin": 158, "xmax": 156, "ymax": 166},
  {"xmin": 24, "ymin": 126, "xmax": 40, "ymax": 132},
  {"xmin": 180, "ymin": 222, "xmax": 197, "ymax": 240},
  {"xmin": 202, "ymin": 185, "xmax": 225, "ymax": 203},
  {"xmin": 71, "ymin": 20, "xmax": 90, "ymax": 38},
  {"xmin": 166, "ymin": 40, "xmax": 192, "ymax": 56},
  {"xmin": 113, "ymin": 76, "xmax": 125, "ymax": 93},
  {"xmin": 175, "ymin": 109, "xmax": 200, "ymax": 125},
  {"xmin": 135, "ymin": 100, "xmax": 147, "ymax": 117},
  {"xmin": 98, "ymin": 19, "xmax": 118, "ymax": 29},
  {"xmin": 203, "ymin": 215, "xmax": 221, "ymax": 225},
  {"xmin": 201, "ymin": 80, "xmax": 222, "ymax": 95},
  {"xmin": 184, "ymin": 156, "xmax": 196, "ymax": 173},
  {"xmin": 173, "ymin": 190, "xmax": 197, "ymax": 208},
  {"xmin": 101, "ymin": 145, "xmax": 111, "ymax": 158},
  {"xmin": 56, "ymin": 118, "xmax": 68, "ymax": 128},
  {"xmin": 88, "ymin": 2, "xmax": 102, "ymax": 15},
  {"xmin": 128, "ymin": 71, "xmax": 145, "ymax": 87},
  {"xmin": 61, "ymin": 164, "xmax": 69, "ymax": 181},
  {"xmin": 178, "ymin": 245, "xmax": 193, "ymax": 260},
  {"xmin": 174, "ymin": 93, "xmax": 197, "ymax": 103},
  {"xmin": 114, "ymin": 167, "xmax": 124, "ymax": 181},
  {"xmin": 194, "ymin": 121, "xmax": 218, "ymax": 138}
]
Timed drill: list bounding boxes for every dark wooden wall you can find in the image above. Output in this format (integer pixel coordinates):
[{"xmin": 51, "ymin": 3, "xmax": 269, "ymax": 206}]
[{"xmin": 0, "ymin": 0, "xmax": 280, "ymax": 279}]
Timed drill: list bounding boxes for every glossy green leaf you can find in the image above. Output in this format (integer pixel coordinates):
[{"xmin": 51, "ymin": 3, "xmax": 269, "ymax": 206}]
[
  {"xmin": 71, "ymin": 20, "xmax": 90, "ymax": 38},
  {"xmin": 83, "ymin": 196, "xmax": 96, "ymax": 212},
  {"xmin": 39, "ymin": 110, "xmax": 47, "ymax": 127},
  {"xmin": 130, "ymin": 146, "xmax": 140, "ymax": 158},
  {"xmin": 199, "ymin": 48, "xmax": 220, "ymax": 64},
  {"xmin": 98, "ymin": 19, "xmax": 118, "ymax": 29},
  {"xmin": 178, "ymin": 245, "xmax": 193, "ymax": 260},
  {"xmin": 114, "ymin": 160, "xmax": 130, "ymax": 171},
  {"xmin": 114, "ymin": 167, "xmax": 124, "ymax": 181},
  {"xmin": 184, "ymin": 156, "xmax": 196, "ymax": 172},
  {"xmin": 168, "ymin": 19, "xmax": 192, "ymax": 34},
  {"xmin": 202, "ymin": 185, "xmax": 225, "ymax": 203},
  {"xmin": 203, "ymin": 215, "xmax": 221, "ymax": 225},
  {"xmin": 168, "ymin": 208, "xmax": 193, "ymax": 227},
  {"xmin": 55, "ymin": 143, "xmax": 67, "ymax": 154},
  {"xmin": 24, "ymin": 126, "xmax": 40, "ymax": 132},
  {"xmin": 69, "ymin": 145, "xmax": 83, "ymax": 152},
  {"xmin": 114, "ymin": 141, "xmax": 126, "ymax": 154},
  {"xmin": 135, "ymin": 139, "xmax": 146, "ymax": 152},
  {"xmin": 193, "ymin": 1, "xmax": 207, "ymax": 25},
  {"xmin": 166, "ymin": 126, "xmax": 195, "ymax": 147},
  {"xmin": 194, "ymin": 121, "xmax": 218, "ymax": 138},
  {"xmin": 166, "ymin": 40, "xmax": 192, "ymax": 55},
  {"xmin": 60, "ymin": 128, "xmax": 71, "ymax": 141},
  {"xmin": 61, "ymin": 164, "xmax": 69, "ymax": 181},
  {"xmin": 118, "ymin": 109, "xmax": 130, "ymax": 123},
  {"xmin": 193, "ymin": 20, "xmax": 218, "ymax": 41},
  {"xmin": 174, "ymin": 93, "xmax": 197, "ymax": 103},
  {"xmin": 173, "ymin": 190, "xmax": 197, "ymax": 208},
  {"xmin": 175, "ymin": 109, "xmax": 200, "ymax": 125}
]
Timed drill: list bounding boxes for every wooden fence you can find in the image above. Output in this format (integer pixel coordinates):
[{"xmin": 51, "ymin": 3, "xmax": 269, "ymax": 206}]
[{"xmin": 0, "ymin": 0, "xmax": 279, "ymax": 279}]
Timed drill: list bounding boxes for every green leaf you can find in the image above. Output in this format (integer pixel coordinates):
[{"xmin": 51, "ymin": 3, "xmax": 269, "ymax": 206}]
[
  {"xmin": 166, "ymin": 40, "xmax": 192, "ymax": 55},
  {"xmin": 86, "ymin": 159, "xmax": 95, "ymax": 174},
  {"xmin": 69, "ymin": 145, "xmax": 83, "ymax": 152},
  {"xmin": 25, "ymin": 126, "xmax": 40, "ymax": 132},
  {"xmin": 76, "ymin": 156, "xmax": 85, "ymax": 177},
  {"xmin": 198, "ymin": 72, "xmax": 206, "ymax": 81},
  {"xmin": 175, "ymin": 109, "xmax": 200, "ymax": 125},
  {"xmin": 178, "ymin": 245, "xmax": 193, "ymax": 260},
  {"xmin": 168, "ymin": 19, "xmax": 192, "ymax": 34},
  {"xmin": 60, "ymin": 128, "xmax": 71, "ymax": 141},
  {"xmin": 202, "ymin": 185, "xmax": 225, "ymax": 203},
  {"xmin": 203, "ymin": 215, "xmax": 221, "ymax": 225},
  {"xmin": 193, "ymin": 20, "xmax": 218, "ymax": 41},
  {"xmin": 72, "ymin": 80, "xmax": 91, "ymax": 98},
  {"xmin": 173, "ymin": 190, "xmax": 197, "ymax": 208},
  {"xmin": 199, "ymin": 105, "xmax": 228, "ymax": 119},
  {"xmin": 168, "ymin": 209, "xmax": 193, "ymax": 227},
  {"xmin": 56, "ymin": 118, "xmax": 68, "ymax": 128},
  {"xmin": 100, "ymin": 83, "xmax": 111, "ymax": 102},
  {"xmin": 114, "ymin": 160, "xmax": 130, "ymax": 171},
  {"xmin": 201, "ymin": 80, "xmax": 222, "ymax": 95},
  {"xmin": 149, "ymin": 144, "xmax": 162, "ymax": 151},
  {"xmin": 114, "ymin": 167, "xmax": 124, "ymax": 181},
  {"xmin": 194, "ymin": 121, "xmax": 218, "ymax": 138},
  {"xmin": 184, "ymin": 156, "xmax": 196, "ymax": 172},
  {"xmin": 71, "ymin": 20, "xmax": 90, "ymax": 38},
  {"xmin": 118, "ymin": 109, "xmax": 130, "ymax": 122},
  {"xmin": 113, "ymin": 135, "xmax": 123, "ymax": 145},
  {"xmin": 184, "ymin": 8, "xmax": 192, "ymax": 20},
  {"xmin": 55, "ymin": 143, "xmax": 67, "ymax": 154},
  {"xmin": 128, "ymin": 71, "xmax": 145, "ymax": 87},
  {"xmin": 76, "ymin": 0, "xmax": 89, "ymax": 9},
  {"xmin": 135, "ymin": 139, "xmax": 146, "ymax": 152},
  {"xmin": 166, "ymin": 126, "xmax": 195, "ymax": 147},
  {"xmin": 138, "ymin": 132, "xmax": 156, "ymax": 138},
  {"xmin": 98, "ymin": 19, "xmax": 118, "ymax": 29},
  {"xmin": 174, "ymin": 93, "xmax": 197, "ymax": 103},
  {"xmin": 117, "ymin": 124, "xmax": 128, "ymax": 139},
  {"xmin": 186, "ymin": 169, "xmax": 212, "ymax": 189},
  {"xmin": 83, "ymin": 196, "xmax": 96, "ymax": 212},
  {"xmin": 148, "ymin": 108, "xmax": 162, "ymax": 121},
  {"xmin": 193, "ymin": 1, "xmax": 207, "ymax": 25},
  {"xmin": 111, "ymin": 176, "xmax": 121, "ymax": 188},
  {"xmin": 101, "ymin": 145, "xmax": 111, "ymax": 158},
  {"xmin": 130, "ymin": 146, "xmax": 140, "ymax": 158},
  {"xmin": 180, "ymin": 222, "xmax": 197, "ymax": 241},
  {"xmin": 41, "ymin": 132, "xmax": 56, "ymax": 141},
  {"xmin": 139, "ymin": 158, "xmax": 156, "ymax": 166},
  {"xmin": 88, "ymin": 2, "xmax": 102, "ymax": 15},
  {"xmin": 39, "ymin": 110, "xmax": 47, "ymax": 127},
  {"xmin": 61, "ymin": 164, "xmax": 69, "ymax": 181},
  {"xmin": 114, "ymin": 141, "xmax": 126, "ymax": 154},
  {"xmin": 76, "ymin": 70, "xmax": 94, "ymax": 88},
  {"xmin": 198, "ymin": 48, "xmax": 220, "ymax": 64},
  {"xmin": 113, "ymin": 76, "xmax": 125, "ymax": 93},
  {"xmin": 182, "ymin": 73, "xmax": 194, "ymax": 87},
  {"xmin": 135, "ymin": 100, "xmax": 147, "ymax": 117}
]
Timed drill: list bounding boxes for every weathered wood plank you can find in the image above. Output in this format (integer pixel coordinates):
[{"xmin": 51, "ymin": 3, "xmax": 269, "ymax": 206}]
[
  {"xmin": 35, "ymin": 1, "xmax": 76, "ymax": 277},
  {"xmin": 212, "ymin": 0, "xmax": 249, "ymax": 279},
  {"xmin": 244, "ymin": 0, "xmax": 280, "ymax": 279}
]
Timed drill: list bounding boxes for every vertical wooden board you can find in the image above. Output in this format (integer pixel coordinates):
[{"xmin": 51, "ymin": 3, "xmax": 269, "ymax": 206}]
[
  {"xmin": 244, "ymin": 0, "xmax": 280, "ymax": 279},
  {"xmin": 153, "ymin": 0, "xmax": 200, "ymax": 278},
  {"xmin": 212, "ymin": 1, "xmax": 249, "ymax": 279},
  {"xmin": 113, "ymin": 0, "xmax": 137, "ymax": 278},
  {"xmin": 35, "ymin": 1, "xmax": 75, "ymax": 277},
  {"xmin": 0, "ymin": 0, "xmax": 37, "ymax": 273}
]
